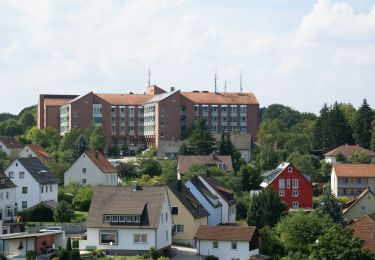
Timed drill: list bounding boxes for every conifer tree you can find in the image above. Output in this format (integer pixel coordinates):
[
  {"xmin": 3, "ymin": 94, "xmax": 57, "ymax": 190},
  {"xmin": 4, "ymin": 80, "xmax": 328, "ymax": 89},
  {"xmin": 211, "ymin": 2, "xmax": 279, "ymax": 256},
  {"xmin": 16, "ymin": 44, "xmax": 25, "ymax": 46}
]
[{"xmin": 353, "ymin": 99, "xmax": 374, "ymax": 149}]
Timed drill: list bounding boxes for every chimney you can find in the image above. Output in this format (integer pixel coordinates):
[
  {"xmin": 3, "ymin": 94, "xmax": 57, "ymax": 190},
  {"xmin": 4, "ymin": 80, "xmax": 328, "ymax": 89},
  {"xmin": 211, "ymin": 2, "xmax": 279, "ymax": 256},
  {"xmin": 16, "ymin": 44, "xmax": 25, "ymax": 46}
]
[
  {"xmin": 170, "ymin": 86, "xmax": 175, "ymax": 92},
  {"xmin": 177, "ymin": 180, "xmax": 182, "ymax": 192},
  {"xmin": 132, "ymin": 181, "xmax": 138, "ymax": 192},
  {"xmin": 95, "ymin": 151, "xmax": 99, "ymax": 159}
]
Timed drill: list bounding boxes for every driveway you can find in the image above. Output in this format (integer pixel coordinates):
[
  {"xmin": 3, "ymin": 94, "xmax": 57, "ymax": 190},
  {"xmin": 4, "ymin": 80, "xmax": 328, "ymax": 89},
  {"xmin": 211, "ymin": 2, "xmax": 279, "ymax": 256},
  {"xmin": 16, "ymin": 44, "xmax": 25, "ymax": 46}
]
[{"xmin": 171, "ymin": 246, "xmax": 204, "ymax": 260}]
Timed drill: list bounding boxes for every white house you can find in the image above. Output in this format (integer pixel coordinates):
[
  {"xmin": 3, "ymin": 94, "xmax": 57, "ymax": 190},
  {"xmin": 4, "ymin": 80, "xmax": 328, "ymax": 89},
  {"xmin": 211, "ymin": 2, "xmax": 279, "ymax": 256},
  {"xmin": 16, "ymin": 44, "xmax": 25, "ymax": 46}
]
[
  {"xmin": 199, "ymin": 175, "xmax": 236, "ymax": 223},
  {"xmin": 64, "ymin": 151, "xmax": 117, "ymax": 186},
  {"xmin": 4, "ymin": 157, "xmax": 58, "ymax": 211},
  {"xmin": 0, "ymin": 172, "xmax": 17, "ymax": 225},
  {"xmin": 80, "ymin": 185, "xmax": 172, "ymax": 256},
  {"xmin": 18, "ymin": 144, "xmax": 51, "ymax": 163},
  {"xmin": 0, "ymin": 137, "xmax": 22, "ymax": 156},
  {"xmin": 195, "ymin": 225, "xmax": 260, "ymax": 260},
  {"xmin": 185, "ymin": 177, "xmax": 222, "ymax": 226},
  {"xmin": 324, "ymin": 144, "xmax": 375, "ymax": 164}
]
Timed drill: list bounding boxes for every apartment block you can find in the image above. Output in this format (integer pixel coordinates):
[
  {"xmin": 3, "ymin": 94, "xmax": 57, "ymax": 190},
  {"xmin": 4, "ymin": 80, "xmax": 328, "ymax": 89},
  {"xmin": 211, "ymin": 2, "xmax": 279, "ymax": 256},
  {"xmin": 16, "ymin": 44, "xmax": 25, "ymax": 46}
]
[{"xmin": 38, "ymin": 85, "xmax": 259, "ymax": 149}]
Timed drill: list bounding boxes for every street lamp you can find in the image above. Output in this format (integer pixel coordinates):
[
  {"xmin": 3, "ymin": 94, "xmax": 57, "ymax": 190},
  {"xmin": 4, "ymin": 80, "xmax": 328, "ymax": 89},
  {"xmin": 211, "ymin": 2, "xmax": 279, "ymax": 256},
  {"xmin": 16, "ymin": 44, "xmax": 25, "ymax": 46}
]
[{"xmin": 109, "ymin": 241, "xmax": 113, "ymax": 259}]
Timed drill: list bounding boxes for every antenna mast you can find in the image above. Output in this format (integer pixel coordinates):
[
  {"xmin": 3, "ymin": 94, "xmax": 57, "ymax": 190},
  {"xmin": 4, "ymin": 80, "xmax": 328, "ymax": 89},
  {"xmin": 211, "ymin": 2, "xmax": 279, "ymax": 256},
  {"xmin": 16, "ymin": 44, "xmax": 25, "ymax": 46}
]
[
  {"xmin": 240, "ymin": 71, "xmax": 243, "ymax": 93},
  {"xmin": 214, "ymin": 70, "xmax": 217, "ymax": 93},
  {"xmin": 224, "ymin": 80, "xmax": 227, "ymax": 92},
  {"xmin": 148, "ymin": 67, "xmax": 151, "ymax": 86}
]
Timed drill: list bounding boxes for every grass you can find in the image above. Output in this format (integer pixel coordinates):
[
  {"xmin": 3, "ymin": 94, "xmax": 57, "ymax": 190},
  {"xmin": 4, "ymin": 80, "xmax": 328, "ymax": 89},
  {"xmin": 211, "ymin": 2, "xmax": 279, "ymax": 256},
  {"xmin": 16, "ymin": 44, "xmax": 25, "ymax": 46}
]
[{"xmin": 74, "ymin": 210, "xmax": 88, "ymax": 219}]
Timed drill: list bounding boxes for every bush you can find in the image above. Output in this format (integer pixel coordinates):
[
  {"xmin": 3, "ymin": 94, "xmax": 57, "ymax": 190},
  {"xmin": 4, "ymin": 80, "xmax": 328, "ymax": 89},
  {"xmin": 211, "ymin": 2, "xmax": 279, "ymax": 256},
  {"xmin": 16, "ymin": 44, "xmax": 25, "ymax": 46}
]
[
  {"xmin": 58, "ymin": 249, "xmax": 70, "ymax": 260},
  {"xmin": 20, "ymin": 204, "xmax": 54, "ymax": 222},
  {"xmin": 71, "ymin": 249, "xmax": 81, "ymax": 260},
  {"xmin": 0, "ymin": 253, "xmax": 6, "ymax": 260},
  {"xmin": 150, "ymin": 247, "xmax": 160, "ymax": 260},
  {"xmin": 205, "ymin": 256, "xmax": 219, "ymax": 260},
  {"xmin": 54, "ymin": 201, "xmax": 74, "ymax": 222},
  {"xmin": 66, "ymin": 236, "xmax": 72, "ymax": 251},
  {"xmin": 26, "ymin": 250, "xmax": 36, "ymax": 260}
]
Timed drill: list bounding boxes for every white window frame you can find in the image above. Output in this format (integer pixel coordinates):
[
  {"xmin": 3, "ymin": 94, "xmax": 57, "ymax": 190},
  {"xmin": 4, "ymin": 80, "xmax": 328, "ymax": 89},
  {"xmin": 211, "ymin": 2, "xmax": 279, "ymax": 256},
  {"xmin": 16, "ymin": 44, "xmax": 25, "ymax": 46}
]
[
  {"xmin": 292, "ymin": 190, "xmax": 299, "ymax": 197},
  {"xmin": 278, "ymin": 179, "xmax": 285, "ymax": 189},
  {"xmin": 133, "ymin": 234, "xmax": 147, "ymax": 244},
  {"xmin": 100, "ymin": 231, "xmax": 117, "ymax": 245},
  {"xmin": 279, "ymin": 190, "xmax": 285, "ymax": 197},
  {"xmin": 292, "ymin": 201, "xmax": 299, "ymax": 208},
  {"xmin": 292, "ymin": 179, "xmax": 299, "ymax": 189}
]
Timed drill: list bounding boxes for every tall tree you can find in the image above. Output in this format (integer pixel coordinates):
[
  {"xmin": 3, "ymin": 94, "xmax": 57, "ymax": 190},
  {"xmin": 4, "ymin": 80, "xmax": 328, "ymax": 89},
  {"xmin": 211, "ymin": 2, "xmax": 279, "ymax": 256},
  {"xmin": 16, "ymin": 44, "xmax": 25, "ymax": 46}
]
[
  {"xmin": 353, "ymin": 99, "xmax": 374, "ymax": 149},
  {"xmin": 185, "ymin": 119, "xmax": 216, "ymax": 155},
  {"xmin": 71, "ymin": 135, "xmax": 87, "ymax": 162},
  {"xmin": 317, "ymin": 187, "xmax": 343, "ymax": 223},
  {"xmin": 247, "ymin": 187, "xmax": 287, "ymax": 228},
  {"xmin": 88, "ymin": 127, "xmax": 105, "ymax": 152},
  {"xmin": 238, "ymin": 164, "xmax": 262, "ymax": 191},
  {"xmin": 371, "ymin": 120, "xmax": 375, "ymax": 152}
]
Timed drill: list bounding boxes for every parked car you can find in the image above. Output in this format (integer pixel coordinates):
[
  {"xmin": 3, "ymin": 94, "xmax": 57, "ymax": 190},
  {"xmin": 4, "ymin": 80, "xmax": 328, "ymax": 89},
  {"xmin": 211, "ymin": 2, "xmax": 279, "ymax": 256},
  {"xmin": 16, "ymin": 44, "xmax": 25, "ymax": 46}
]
[{"xmin": 39, "ymin": 227, "xmax": 63, "ymax": 233}]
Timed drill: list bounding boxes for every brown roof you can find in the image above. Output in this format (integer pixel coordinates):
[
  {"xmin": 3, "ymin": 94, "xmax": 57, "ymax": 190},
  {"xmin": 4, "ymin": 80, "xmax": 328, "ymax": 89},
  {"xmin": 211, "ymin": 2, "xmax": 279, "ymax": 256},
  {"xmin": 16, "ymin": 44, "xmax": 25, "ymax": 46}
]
[
  {"xmin": 333, "ymin": 164, "xmax": 375, "ymax": 177},
  {"xmin": 351, "ymin": 213, "xmax": 375, "ymax": 253},
  {"xmin": 0, "ymin": 136, "xmax": 23, "ymax": 149},
  {"xmin": 215, "ymin": 133, "xmax": 252, "ymax": 150},
  {"xmin": 178, "ymin": 155, "xmax": 233, "ymax": 174},
  {"xmin": 86, "ymin": 186, "xmax": 166, "ymax": 228},
  {"xmin": 84, "ymin": 151, "xmax": 117, "ymax": 173},
  {"xmin": 95, "ymin": 93, "xmax": 153, "ymax": 105},
  {"xmin": 25, "ymin": 144, "xmax": 51, "ymax": 161},
  {"xmin": 343, "ymin": 188, "xmax": 375, "ymax": 214},
  {"xmin": 181, "ymin": 92, "xmax": 258, "ymax": 105},
  {"xmin": 325, "ymin": 144, "xmax": 375, "ymax": 157},
  {"xmin": 194, "ymin": 225, "xmax": 257, "ymax": 241},
  {"xmin": 44, "ymin": 98, "xmax": 72, "ymax": 106},
  {"xmin": 0, "ymin": 172, "xmax": 16, "ymax": 189}
]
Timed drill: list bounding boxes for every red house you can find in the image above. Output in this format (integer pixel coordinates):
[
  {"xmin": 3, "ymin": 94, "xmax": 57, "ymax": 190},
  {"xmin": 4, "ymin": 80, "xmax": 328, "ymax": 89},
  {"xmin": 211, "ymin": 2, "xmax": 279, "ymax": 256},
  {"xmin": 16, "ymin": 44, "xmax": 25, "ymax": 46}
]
[{"xmin": 260, "ymin": 162, "xmax": 313, "ymax": 209}]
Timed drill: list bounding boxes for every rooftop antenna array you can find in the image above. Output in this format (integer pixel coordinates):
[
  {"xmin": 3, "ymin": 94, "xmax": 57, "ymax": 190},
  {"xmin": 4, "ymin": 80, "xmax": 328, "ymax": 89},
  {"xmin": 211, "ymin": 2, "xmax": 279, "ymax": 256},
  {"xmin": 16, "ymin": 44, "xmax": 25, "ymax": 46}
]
[
  {"xmin": 214, "ymin": 69, "xmax": 217, "ymax": 93},
  {"xmin": 240, "ymin": 70, "xmax": 243, "ymax": 93},
  {"xmin": 148, "ymin": 67, "xmax": 151, "ymax": 86},
  {"xmin": 224, "ymin": 80, "xmax": 227, "ymax": 92}
]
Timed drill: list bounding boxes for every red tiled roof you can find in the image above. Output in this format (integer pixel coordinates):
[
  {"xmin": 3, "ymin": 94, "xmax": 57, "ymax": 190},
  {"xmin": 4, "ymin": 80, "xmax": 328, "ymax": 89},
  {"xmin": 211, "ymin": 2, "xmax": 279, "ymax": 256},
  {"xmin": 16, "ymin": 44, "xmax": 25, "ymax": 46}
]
[
  {"xmin": 350, "ymin": 213, "xmax": 375, "ymax": 253},
  {"xmin": 177, "ymin": 155, "xmax": 233, "ymax": 174},
  {"xmin": 181, "ymin": 92, "xmax": 258, "ymax": 105},
  {"xmin": 26, "ymin": 144, "xmax": 51, "ymax": 161},
  {"xmin": 194, "ymin": 225, "xmax": 257, "ymax": 241},
  {"xmin": 95, "ymin": 93, "xmax": 153, "ymax": 105},
  {"xmin": 325, "ymin": 144, "xmax": 375, "ymax": 157},
  {"xmin": 333, "ymin": 164, "xmax": 375, "ymax": 177},
  {"xmin": 0, "ymin": 136, "xmax": 23, "ymax": 149},
  {"xmin": 85, "ymin": 151, "xmax": 117, "ymax": 173}
]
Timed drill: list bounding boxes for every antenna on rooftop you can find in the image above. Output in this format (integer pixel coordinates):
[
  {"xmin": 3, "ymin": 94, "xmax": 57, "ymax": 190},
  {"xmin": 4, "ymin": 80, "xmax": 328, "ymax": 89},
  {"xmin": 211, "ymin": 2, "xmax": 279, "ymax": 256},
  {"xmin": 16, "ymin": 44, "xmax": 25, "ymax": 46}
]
[
  {"xmin": 224, "ymin": 80, "xmax": 227, "ymax": 92},
  {"xmin": 240, "ymin": 70, "xmax": 243, "ymax": 93},
  {"xmin": 148, "ymin": 67, "xmax": 151, "ymax": 86},
  {"xmin": 214, "ymin": 69, "xmax": 218, "ymax": 93}
]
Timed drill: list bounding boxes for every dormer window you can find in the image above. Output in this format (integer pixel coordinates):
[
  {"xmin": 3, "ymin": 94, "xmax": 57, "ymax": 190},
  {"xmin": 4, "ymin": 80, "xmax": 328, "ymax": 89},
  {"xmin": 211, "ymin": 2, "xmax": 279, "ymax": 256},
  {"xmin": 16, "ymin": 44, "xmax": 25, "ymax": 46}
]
[
  {"xmin": 104, "ymin": 215, "xmax": 141, "ymax": 224},
  {"xmin": 105, "ymin": 216, "xmax": 111, "ymax": 223},
  {"xmin": 288, "ymin": 167, "xmax": 292, "ymax": 173}
]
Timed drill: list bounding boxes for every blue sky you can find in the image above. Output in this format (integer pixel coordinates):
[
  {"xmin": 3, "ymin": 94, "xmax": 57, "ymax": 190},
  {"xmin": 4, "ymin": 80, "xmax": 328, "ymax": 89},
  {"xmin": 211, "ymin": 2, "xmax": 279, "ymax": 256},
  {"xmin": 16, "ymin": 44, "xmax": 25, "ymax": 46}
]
[{"xmin": 1, "ymin": 0, "xmax": 375, "ymax": 114}]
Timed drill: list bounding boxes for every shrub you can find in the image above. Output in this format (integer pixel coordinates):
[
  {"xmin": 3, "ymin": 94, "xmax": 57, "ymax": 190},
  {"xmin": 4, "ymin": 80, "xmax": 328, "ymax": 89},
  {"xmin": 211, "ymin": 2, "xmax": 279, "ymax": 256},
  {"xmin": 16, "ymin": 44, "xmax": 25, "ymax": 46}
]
[
  {"xmin": 66, "ymin": 236, "xmax": 72, "ymax": 251},
  {"xmin": 20, "ymin": 204, "xmax": 54, "ymax": 222},
  {"xmin": 54, "ymin": 201, "xmax": 74, "ymax": 222},
  {"xmin": 71, "ymin": 249, "xmax": 81, "ymax": 260},
  {"xmin": 0, "ymin": 253, "xmax": 6, "ymax": 260},
  {"xmin": 150, "ymin": 247, "xmax": 160, "ymax": 260},
  {"xmin": 205, "ymin": 256, "xmax": 219, "ymax": 260},
  {"xmin": 58, "ymin": 249, "xmax": 70, "ymax": 260},
  {"xmin": 26, "ymin": 250, "xmax": 36, "ymax": 260}
]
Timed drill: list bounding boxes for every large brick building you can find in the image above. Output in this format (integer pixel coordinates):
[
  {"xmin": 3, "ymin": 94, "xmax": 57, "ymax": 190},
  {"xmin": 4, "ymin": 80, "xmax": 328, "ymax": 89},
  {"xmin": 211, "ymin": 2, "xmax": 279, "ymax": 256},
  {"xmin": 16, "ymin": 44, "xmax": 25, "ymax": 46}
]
[{"xmin": 38, "ymin": 85, "xmax": 259, "ymax": 149}]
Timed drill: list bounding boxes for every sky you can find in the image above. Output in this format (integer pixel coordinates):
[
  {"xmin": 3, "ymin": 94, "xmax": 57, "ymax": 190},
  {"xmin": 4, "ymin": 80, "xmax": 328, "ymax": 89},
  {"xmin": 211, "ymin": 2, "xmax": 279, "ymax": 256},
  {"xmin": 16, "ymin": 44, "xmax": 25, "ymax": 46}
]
[{"xmin": 1, "ymin": 0, "xmax": 375, "ymax": 115}]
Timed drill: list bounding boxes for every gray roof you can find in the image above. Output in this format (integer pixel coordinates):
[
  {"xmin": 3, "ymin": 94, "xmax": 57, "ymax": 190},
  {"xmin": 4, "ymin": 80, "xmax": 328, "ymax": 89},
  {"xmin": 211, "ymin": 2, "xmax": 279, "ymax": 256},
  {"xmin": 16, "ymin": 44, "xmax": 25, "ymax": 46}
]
[
  {"xmin": 17, "ymin": 157, "xmax": 58, "ymax": 184},
  {"xmin": 86, "ymin": 186, "xmax": 166, "ymax": 229},
  {"xmin": 145, "ymin": 90, "xmax": 179, "ymax": 104},
  {"xmin": 167, "ymin": 180, "xmax": 209, "ymax": 218},
  {"xmin": 190, "ymin": 177, "xmax": 221, "ymax": 208},
  {"xmin": 157, "ymin": 141, "xmax": 183, "ymax": 159}
]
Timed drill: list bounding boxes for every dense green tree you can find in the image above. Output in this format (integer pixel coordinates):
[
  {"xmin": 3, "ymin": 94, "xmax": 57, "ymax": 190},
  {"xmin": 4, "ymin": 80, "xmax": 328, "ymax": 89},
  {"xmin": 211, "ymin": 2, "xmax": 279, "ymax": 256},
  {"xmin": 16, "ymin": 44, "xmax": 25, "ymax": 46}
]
[
  {"xmin": 238, "ymin": 164, "xmax": 262, "ymax": 191},
  {"xmin": 310, "ymin": 225, "xmax": 374, "ymax": 259},
  {"xmin": 71, "ymin": 135, "xmax": 87, "ymax": 162},
  {"xmin": 353, "ymin": 99, "xmax": 374, "ymax": 149},
  {"xmin": 235, "ymin": 193, "xmax": 251, "ymax": 220},
  {"xmin": 277, "ymin": 210, "xmax": 333, "ymax": 253},
  {"xmin": 371, "ymin": 120, "xmax": 375, "ymax": 152},
  {"xmin": 160, "ymin": 160, "xmax": 177, "ymax": 183},
  {"xmin": 137, "ymin": 158, "xmax": 162, "ymax": 177},
  {"xmin": 27, "ymin": 127, "xmax": 60, "ymax": 152},
  {"xmin": 287, "ymin": 152, "xmax": 320, "ymax": 181},
  {"xmin": 259, "ymin": 225, "xmax": 285, "ymax": 258},
  {"xmin": 218, "ymin": 132, "xmax": 229, "ymax": 155},
  {"xmin": 0, "ymin": 113, "xmax": 16, "ymax": 122},
  {"xmin": 350, "ymin": 151, "xmax": 371, "ymax": 164},
  {"xmin": 247, "ymin": 187, "xmax": 287, "ymax": 228},
  {"xmin": 0, "ymin": 119, "xmax": 23, "ymax": 137},
  {"xmin": 261, "ymin": 104, "xmax": 302, "ymax": 128},
  {"xmin": 60, "ymin": 128, "xmax": 81, "ymax": 151},
  {"xmin": 54, "ymin": 201, "xmax": 74, "ymax": 222},
  {"xmin": 117, "ymin": 161, "xmax": 138, "ymax": 179},
  {"xmin": 88, "ymin": 127, "xmax": 105, "ymax": 152},
  {"xmin": 185, "ymin": 119, "xmax": 216, "ymax": 155},
  {"xmin": 66, "ymin": 236, "xmax": 72, "ymax": 251},
  {"xmin": 107, "ymin": 145, "xmax": 120, "ymax": 157},
  {"xmin": 317, "ymin": 187, "xmax": 343, "ymax": 223},
  {"xmin": 19, "ymin": 111, "xmax": 36, "ymax": 132},
  {"xmin": 178, "ymin": 143, "xmax": 188, "ymax": 155},
  {"xmin": 338, "ymin": 103, "xmax": 357, "ymax": 127},
  {"xmin": 71, "ymin": 185, "xmax": 93, "ymax": 211}
]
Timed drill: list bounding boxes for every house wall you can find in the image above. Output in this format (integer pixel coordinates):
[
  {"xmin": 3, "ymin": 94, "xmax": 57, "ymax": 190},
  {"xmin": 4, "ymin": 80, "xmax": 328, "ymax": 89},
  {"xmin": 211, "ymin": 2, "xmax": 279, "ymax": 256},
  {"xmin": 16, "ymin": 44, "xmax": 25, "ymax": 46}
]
[
  {"xmin": 156, "ymin": 191, "xmax": 172, "ymax": 250},
  {"xmin": 167, "ymin": 187, "xmax": 207, "ymax": 244},
  {"xmin": 270, "ymin": 164, "xmax": 313, "ymax": 209},
  {"xmin": 64, "ymin": 153, "xmax": 117, "ymax": 186},
  {"xmin": 0, "ymin": 187, "xmax": 17, "ymax": 221},
  {"xmin": 344, "ymin": 192, "xmax": 375, "ymax": 221},
  {"xmin": 40, "ymin": 183, "xmax": 58, "ymax": 202},
  {"xmin": 0, "ymin": 142, "xmax": 21, "ymax": 156},
  {"xmin": 331, "ymin": 170, "xmax": 338, "ymax": 196},
  {"xmin": 197, "ymin": 240, "xmax": 258, "ymax": 260},
  {"xmin": 5, "ymin": 160, "xmax": 57, "ymax": 211},
  {"xmin": 239, "ymin": 149, "xmax": 251, "ymax": 163},
  {"xmin": 185, "ymin": 181, "xmax": 222, "ymax": 225},
  {"xmin": 80, "ymin": 228, "xmax": 156, "ymax": 252},
  {"xmin": 199, "ymin": 176, "xmax": 236, "ymax": 223},
  {"xmin": 5, "ymin": 237, "xmax": 35, "ymax": 257},
  {"xmin": 18, "ymin": 147, "xmax": 38, "ymax": 159}
]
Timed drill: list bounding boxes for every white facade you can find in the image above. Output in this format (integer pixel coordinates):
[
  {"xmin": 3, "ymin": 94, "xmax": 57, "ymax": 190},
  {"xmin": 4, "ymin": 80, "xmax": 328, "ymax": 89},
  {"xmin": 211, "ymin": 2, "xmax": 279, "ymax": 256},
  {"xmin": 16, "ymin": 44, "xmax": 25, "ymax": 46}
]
[
  {"xmin": 0, "ymin": 142, "xmax": 21, "ymax": 156},
  {"xmin": 197, "ymin": 239, "xmax": 259, "ymax": 260},
  {"xmin": 4, "ymin": 160, "xmax": 58, "ymax": 211},
  {"xmin": 64, "ymin": 153, "xmax": 117, "ymax": 186},
  {"xmin": 185, "ymin": 181, "xmax": 222, "ymax": 225},
  {"xmin": 199, "ymin": 176, "xmax": 236, "ymax": 223},
  {"xmin": 0, "ymin": 187, "xmax": 17, "ymax": 221},
  {"xmin": 80, "ymin": 190, "xmax": 172, "ymax": 252}
]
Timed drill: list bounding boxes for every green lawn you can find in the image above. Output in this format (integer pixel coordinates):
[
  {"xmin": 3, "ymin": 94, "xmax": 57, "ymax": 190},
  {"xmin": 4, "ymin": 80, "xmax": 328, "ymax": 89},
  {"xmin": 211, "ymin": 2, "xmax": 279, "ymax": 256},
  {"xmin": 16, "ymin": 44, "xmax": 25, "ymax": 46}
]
[{"xmin": 74, "ymin": 210, "xmax": 88, "ymax": 220}]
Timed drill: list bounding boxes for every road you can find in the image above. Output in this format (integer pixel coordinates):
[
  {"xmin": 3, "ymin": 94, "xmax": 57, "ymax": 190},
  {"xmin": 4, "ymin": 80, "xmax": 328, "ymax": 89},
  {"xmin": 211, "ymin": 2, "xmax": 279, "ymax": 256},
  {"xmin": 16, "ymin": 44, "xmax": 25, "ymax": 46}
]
[{"xmin": 171, "ymin": 246, "xmax": 204, "ymax": 260}]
